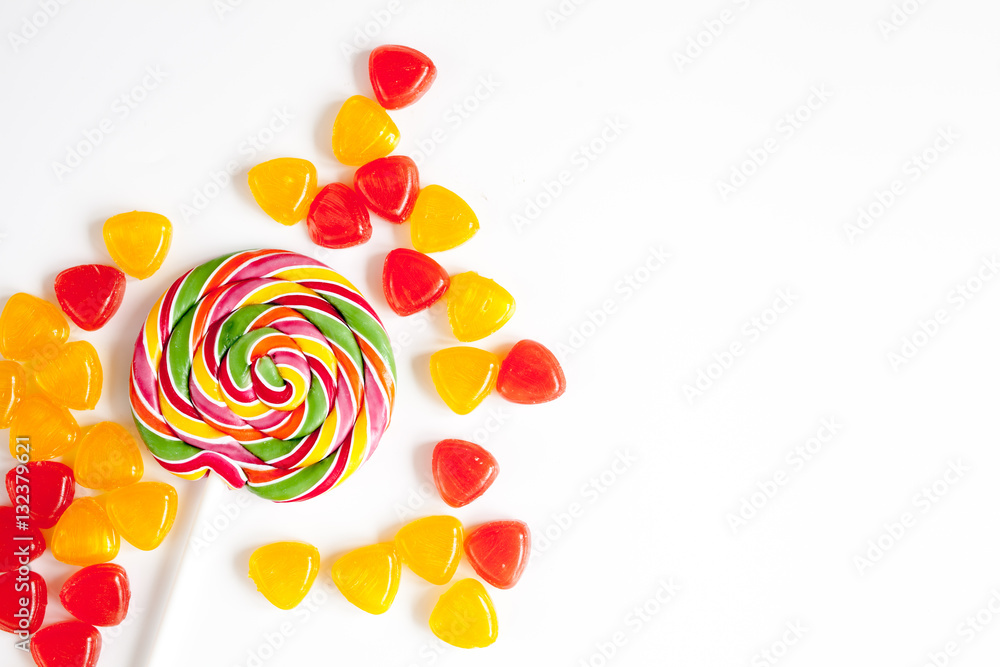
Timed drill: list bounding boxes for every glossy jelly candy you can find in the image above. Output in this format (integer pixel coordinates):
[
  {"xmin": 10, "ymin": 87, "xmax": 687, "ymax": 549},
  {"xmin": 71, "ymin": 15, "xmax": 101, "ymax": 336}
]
[
  {"xmin": 447, "ymin": 272, "xmax": 515, "ymax": 342},
  {"xmin": 54, "ymin": 264, "xmax": 126, "ymax": 331},
  {"xmin": 354, "ymin": 155, "xmax": 419, "ymax": 222},
  {"xmin": 497, "ymin": 340, "xmax": 566, "ymax": 404},
  {"xmin": 331, "ymin": 543, "xmax": 401, "ymax": 615},
  {"xmin": 306, "ymin": 183, "xmax": 372, "ymax": 248},
  {"xmin": 0, "ymin": 360, "xmax": 25, "ymax": 428},
  {"xmin": 382, "ymin": 248, "xmax": 449, "ymax": 316},
  {"xmin": 429, "ymin": 578, "xmax": 498, "ymax": 649},
  {"xmin": 0, "ymin": 569, "xmax": 46, "ymax": 634},
  {"xmin": 409, "ymin": 185, "xmax": 479, "ymax": 253},
  {"xmin": 103, "ymin": 210, "xmax": 172, "ymax": 279},
  {"xmin": 331, "ymin": 95, "xmax": 400, "ymax": 166},
  {"xmin": 369, "ymin": 45, "xmax": 437, "ymax": 110},
  {"xmin": 105, "ymin": 482, "xmax": 178, "ymax": 550},
  {"xmin": 30, "ymin": 621, "xmax": 102, "ymax": 667},
  {"xmin": 74, "ymin": 422, "xmax": 144, "ymax": 490},
  {"xmin": 60, "ymin": 563, "xmax": 131, "ymax": 626},
  {"xmin": 50, "ymin": 497, "xmax": 119, "ymax": 566},
  {"xmin": 8, "ymin": 394, "xmax": 80, "ymax": 461},
  {"xmin": 429, "ymin": 347, "xmax": 499, "ymax": 415},
  {"xmin": 33, "ymin": 340, "xmax": 103, "ymax": 410},
  {"xmin": 248, "ymin": 158, "xmax": 319, "ymax": 225},
  {"xmin": 0, "ymin": 506, "xmax": 45, "ymax": 571},
  {"xmin": 5, "ymin": 461, "xmax": 75, "ymax": 529},
  {"xmin": 248, "ymin": 541, "xmax": 321, "ymax": 610},
  {"xmin": 465, "ymin": 521, "xmax": 530, "ymax": 590},
  {"xmin": 0, "ymin": 293, "xmax": 69, "ymax": 363},
  {"xmin": 432, "ymin": 439, "xmax": 498, "ymax": 508},
  {"xmin": 394, "ymin": 515, "xmax": 463, "ymax": 585}
]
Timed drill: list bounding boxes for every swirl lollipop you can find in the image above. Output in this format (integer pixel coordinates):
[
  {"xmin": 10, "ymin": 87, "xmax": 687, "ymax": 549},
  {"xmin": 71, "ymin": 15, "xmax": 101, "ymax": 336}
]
[{"xmin": 129, "ymin": 249, "xmax": 396, "ymax": 502}]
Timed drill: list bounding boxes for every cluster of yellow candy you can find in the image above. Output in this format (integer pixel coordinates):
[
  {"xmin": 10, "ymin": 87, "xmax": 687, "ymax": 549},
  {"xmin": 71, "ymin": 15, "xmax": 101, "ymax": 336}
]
[
  {"xmin": 249, "ymin": 515, "xmax": 500, "ymax": 649},
  {"xmin": 0, "ymin": 211, "xmax": 177, "ymax": 637}
]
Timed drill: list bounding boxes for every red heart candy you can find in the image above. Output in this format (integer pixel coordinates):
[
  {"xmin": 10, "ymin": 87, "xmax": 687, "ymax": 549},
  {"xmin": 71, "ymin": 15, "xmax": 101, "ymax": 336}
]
[
  {"xmin": 382, "ymin": 249, "xmax": 450, "ymax": 316},
  {"xmin": 432, "ymin": 439, "xmax": 498, "ymax": 508},
  {"xmin": 354, "ymin": 156, "xmax": 420, "ymax": 223},
  {"xmin": 306, "ymin": 183, "xmax": 372, "ymax": 248},
  {"xmin": 0, "ymin": 506, "xmax": 45, "ymax": 572},
  {"xmin": 54, "ymin": 264, "xmax": 126, "ymax": 331},
  {"xmin": 60, "ymin": 563, "xmax": 131, "ymax": 627},
  {"xmin": 30, "ymin": 621, "xmax": 102, "ymax": 667},
  {"xmin": 496, "ymin": 340, "xmax": 567, "ymax": 404},
  {"xmin": 464, "ymin": 520, "xmax": 530, "ymax": 589},
  {"xmin": 0, "ymin": 569, "xmax": 46, "ymax": 634},
  {"xmin": 369, "ymin": 45, "xmax": 437, "ymax": 110},
  {"xmin": 6, "ymin": 461, "xmax": 75, "ymax": 529}
]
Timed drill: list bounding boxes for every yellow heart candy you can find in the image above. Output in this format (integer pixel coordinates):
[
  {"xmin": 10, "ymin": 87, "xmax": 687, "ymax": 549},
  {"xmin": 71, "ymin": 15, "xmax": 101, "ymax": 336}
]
[
  {"xmin": 331, "ymin": 95, "xmax": 400, "ymax": 166},
  {"xmin": 105, "ymin": 482, "xmax": 178, "ymax": 550},
  {"xmin": 33, "ymin": 341, "xmax": 103, "ymax": 410},
  {"xmin": 74, "ymin": 422, "xmax": 144, "ymax": 490},
  {"xmin": 429, "ymin": 578, "xmax": 499, "ymax": 649},
  {"xmin": 248, "ymin": 158, "xmax": 319, "ymax": 225},
  {"xmin": 8, "ymin": 394, "xmax": 80, "ymax": 461},
  {"xmin": 331, "ymin": 543, "xmax": 401, "ymax": 615},
  {"xmin": 103, "ymin": 211, "xmax": 172, "ymax": 279},
  {"xmin": 0, "ymin": 293, "xmax": 69, "ymax": 363},
  {"xmin": 409, "ymin": 185, "xmax": 480, "ymax": 253},
  {"xmin": 447, "ymin": 272, "xmax": 516, "ymax": 342},
  {"xmin": 0, "ymin": 360, "xmax": 26, "ymax": 429},
  {"xmin": 51, "ymin": 497, "xmax": 120, "ymax": 566},
  {"xmin": 248, "ymin": 541, "xmax": 321, "ymax": 610},
  {"xmin": 429, "ymin": 347, "xmax": 499, "ymax": 415},
  {"xmin": 394, "ymin": 515, "xmax": 463, "ymax": 585}
]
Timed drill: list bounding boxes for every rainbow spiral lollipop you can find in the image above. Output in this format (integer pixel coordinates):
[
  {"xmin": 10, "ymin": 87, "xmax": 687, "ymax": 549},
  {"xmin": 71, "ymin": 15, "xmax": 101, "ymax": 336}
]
[{"xmin": 129, "ymin": 249, "xmax": 396, "ymax": 502}]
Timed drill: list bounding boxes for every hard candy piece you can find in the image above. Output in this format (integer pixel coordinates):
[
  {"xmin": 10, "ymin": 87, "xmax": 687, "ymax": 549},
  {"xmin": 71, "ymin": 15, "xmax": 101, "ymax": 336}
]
[
  {"xmin": 331, "ymin": 95, "xmax": 400, "ymax": 166},
  {"xmin": 394, "ymin": 515, "xmax": 463, "ymax": 585},
  {"xmin": 465, "ymin": 520, "xmax": 530, "ymax": 589},
  {"xmin": 354, "ymin": 155, "xmax": 419, "ymax": 223},
  {"xmin": 429, "ymin": 347, "xmax": 499, "ymax": 415},
  {"xmin": 30, "ymin": 621, "xmax": 101, "ymax": 667},
  {"xmin": 74, "ymin": 422, "xmax": 144, "ymax": 491},
  {"xmin": 331, "ymin": 543, "xmax": 401, "ymax": 615},
  {"xmin": 8, "ymin": 395, "xmax": 80, "ymax": 461},
  {"xmin": 0, "ymin": 506, "xmax": 45, "ymax": 572},
  {"xmin": 0, "ymin": 360, "xmax": 25, "ymax": 428},
  {"xmin": 5, "ymin": 461, "xmax": 75, "ymax": 529},
  {"xmin": 60, "ymin": 563, "xmax": 131, "ymax": 626},
  {"xmin": 409, "ymin": 185, "xmax": 479, "ymax": 253},
  {"xmin": 306, "ymin": 183, "xmax": 372, "ymax": 248},
  {"xmin": 248, "ymin": 158, "xmax": 319, "ymax": 225},
  {"xmin": 33, "ymin": 340, "xmax": 103, "ymax": 411},
  {"xmin": 54, "ymin": 264, "xmax": 126, "ymax": 331},
  {"xmin": 429, "ymin": 578, "xmax": 498, "ymax": 649},
  {"xmin": 382, "ymin": 248, "xmax": 449, "ymax": 316},
  {"xmin": 0, "ymin": 293, "xmax": 69, "ymax": 363},
  {"xmin": 50, "ymin": 497, "xmax": 119, "ymax": 566},
  {"xmin": 497, "ymin": 340, "xmax": 566, "ymax": 404},
  {"xmin": 447, "ymin": 272, "xmax": 515, "ymax": 342},
  {"xmin": 248, "ymin": 541, "xmax": 321, "ymax": 610},
  {"xmin": 103, "ymin": 211, "xmax": 172, "ymax": 279},
  {"xmin": 432, "ymin": 439, "xmax": 498, "ymax": 508},
  {"xmin": 369, "ymin": 45, "xmax": 437, "ymax": 110},
  {"xmin": 104, "ymin": 482, "xmax": 178, "ymax": 551},
  {"xmin": 0, "ymin": 569, "xmax": 46, "ymax": 634}
]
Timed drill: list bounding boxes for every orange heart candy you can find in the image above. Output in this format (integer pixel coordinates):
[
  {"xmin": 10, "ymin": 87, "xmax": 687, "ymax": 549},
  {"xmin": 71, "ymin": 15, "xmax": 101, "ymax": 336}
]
[
  {"xmin": 74, "ymin": 422, "xmax": 144, "ymax": 490},
  {"xmin": 33, "ymin": 341, "xmax": 103, "ymax": 410},
  {"xmin": 0, "ymin": 293, "xmax": 69, "ymax": 363}
]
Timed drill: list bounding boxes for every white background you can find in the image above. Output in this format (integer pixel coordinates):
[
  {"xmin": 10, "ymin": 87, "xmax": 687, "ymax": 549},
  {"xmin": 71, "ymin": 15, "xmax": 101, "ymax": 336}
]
[{"xmin": 2, "ymin": 0, "xmax": 1000, "ymax": 665}]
